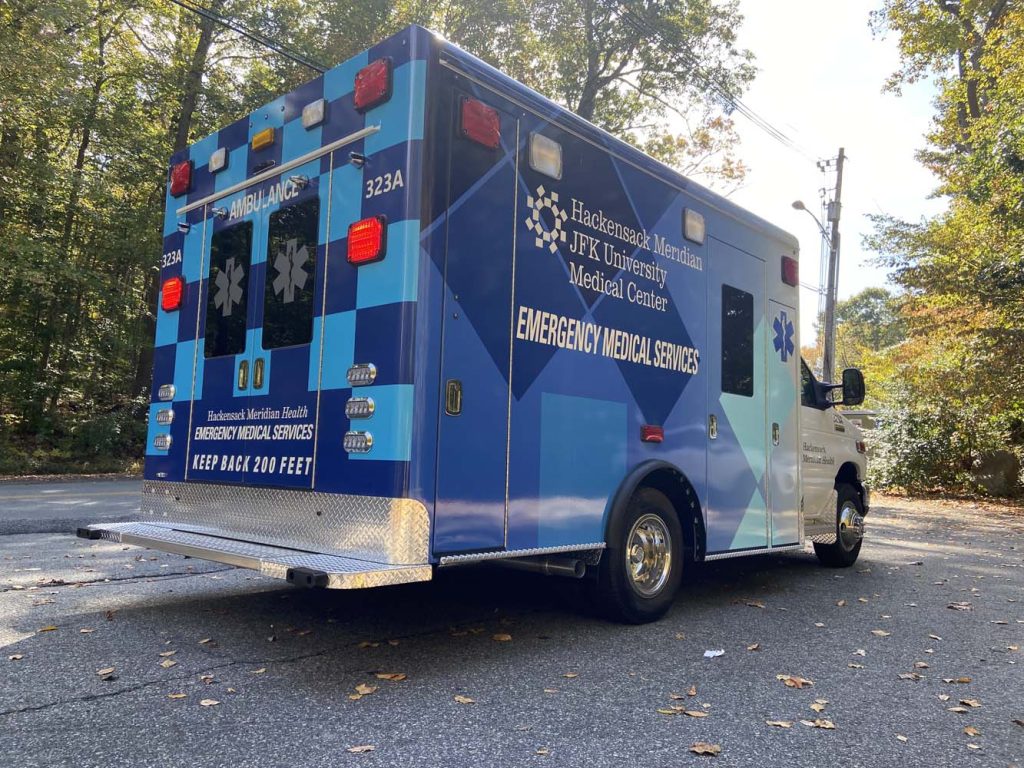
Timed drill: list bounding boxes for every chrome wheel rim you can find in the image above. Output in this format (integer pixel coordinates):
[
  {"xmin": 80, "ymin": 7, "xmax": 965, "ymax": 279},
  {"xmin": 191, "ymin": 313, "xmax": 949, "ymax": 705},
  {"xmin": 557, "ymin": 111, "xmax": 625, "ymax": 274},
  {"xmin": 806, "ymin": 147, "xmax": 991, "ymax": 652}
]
[
  {"xmin": 838, "ymin": 501, "xmax": 864, "ymax": 550},
  {"xmin": 626, "ymin": 514, "xmax": 672, "ymax": 597}
]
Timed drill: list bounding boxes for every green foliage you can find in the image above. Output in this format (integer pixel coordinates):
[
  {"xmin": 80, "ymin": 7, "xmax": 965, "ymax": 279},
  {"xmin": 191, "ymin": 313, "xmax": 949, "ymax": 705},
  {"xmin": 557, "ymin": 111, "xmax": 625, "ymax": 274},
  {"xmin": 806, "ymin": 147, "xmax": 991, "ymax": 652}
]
[{"xmin": 863, "ymin": 1, "xmax": 1024, "ymax": 495}]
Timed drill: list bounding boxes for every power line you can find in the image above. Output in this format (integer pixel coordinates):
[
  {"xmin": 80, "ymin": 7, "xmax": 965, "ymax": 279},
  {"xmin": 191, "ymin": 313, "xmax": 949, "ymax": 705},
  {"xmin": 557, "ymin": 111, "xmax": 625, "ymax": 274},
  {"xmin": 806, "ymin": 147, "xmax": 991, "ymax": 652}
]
[
  {"xmin": 166, "ymin": 0, "xmax": 326, "ymax": 73},
  {"xmin": 615, "ymin": 5, "xmax": 819, "ymax": 164}
]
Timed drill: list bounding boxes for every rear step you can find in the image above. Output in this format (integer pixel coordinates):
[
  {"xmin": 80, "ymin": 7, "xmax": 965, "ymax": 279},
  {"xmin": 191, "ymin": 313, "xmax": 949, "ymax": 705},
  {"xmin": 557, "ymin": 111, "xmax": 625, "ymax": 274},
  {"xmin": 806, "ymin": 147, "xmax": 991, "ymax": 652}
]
[{"xmin": 77, "ymin": 522, "xmax": 432, "ymax": 589}]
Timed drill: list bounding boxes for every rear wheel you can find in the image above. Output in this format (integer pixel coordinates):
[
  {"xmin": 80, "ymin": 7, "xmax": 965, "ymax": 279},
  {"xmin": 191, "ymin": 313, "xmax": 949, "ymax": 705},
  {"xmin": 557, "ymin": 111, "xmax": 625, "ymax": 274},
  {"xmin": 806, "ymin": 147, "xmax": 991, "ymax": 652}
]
[
  {"xmin": 593, "ymin": 488, "xmax": 683, "ymax": 623},
  {"xmin": 813, "ymin": 483, "xmax": 864, "ymax": 567}
]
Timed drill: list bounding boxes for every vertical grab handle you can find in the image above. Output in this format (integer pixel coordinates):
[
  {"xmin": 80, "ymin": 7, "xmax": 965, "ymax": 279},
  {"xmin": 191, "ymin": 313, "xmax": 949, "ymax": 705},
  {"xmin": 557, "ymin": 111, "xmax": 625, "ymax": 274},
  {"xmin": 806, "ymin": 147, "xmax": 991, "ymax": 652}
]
[
  {"xmin": 772, "ymin": 422, "xmax": 780, "ymax": 446},
  {"xmin": 238, "ymin": 359, "xmax": 249, "ymax": 391},
  {"xmin": 253, "ymin": 357, "xmax": 265, "ymax": 390},
  {"xmin": 708, "ymin": 413, "xmax": 718, "ymax": 439}
]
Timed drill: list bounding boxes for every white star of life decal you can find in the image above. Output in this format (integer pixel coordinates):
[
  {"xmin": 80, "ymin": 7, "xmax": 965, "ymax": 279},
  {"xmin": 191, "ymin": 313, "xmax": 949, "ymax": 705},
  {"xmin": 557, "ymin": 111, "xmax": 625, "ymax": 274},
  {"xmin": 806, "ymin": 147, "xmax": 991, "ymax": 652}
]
[
  {"xmin": 213, "ymin": 257, "xmax": 244, "ymax": 317},
  {"xmin": 524, "ymin": 185, "xmax": 568, "ymax": 253},
  {"xmin": 272, "ymin": 238, "xmax": 309, "ymax": 304}
]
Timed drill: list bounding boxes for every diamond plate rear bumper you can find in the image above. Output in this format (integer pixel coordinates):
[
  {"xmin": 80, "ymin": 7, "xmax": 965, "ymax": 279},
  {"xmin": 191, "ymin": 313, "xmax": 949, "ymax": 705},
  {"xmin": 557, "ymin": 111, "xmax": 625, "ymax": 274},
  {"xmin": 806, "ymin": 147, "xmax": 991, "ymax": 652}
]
[{"xmin": 80, "ymin": 521, "xmax": 432, "ymax": 589}]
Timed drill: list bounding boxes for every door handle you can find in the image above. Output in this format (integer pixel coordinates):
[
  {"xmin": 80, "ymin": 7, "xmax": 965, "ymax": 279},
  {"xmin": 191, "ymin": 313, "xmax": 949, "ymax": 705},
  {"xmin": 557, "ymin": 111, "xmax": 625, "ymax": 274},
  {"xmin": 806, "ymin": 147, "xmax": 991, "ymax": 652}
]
[
  {"xmin": 772, "ymin": 422, "xmax": 780, "ymax": 446},
  {"xmin": 708, "ymin": 414, "xmax": 717, "ymax": 439},
  {"xmin": 238, "ymin": 359, "xmax": 249, "ymax": 391},
  {"xmin": 445, "ymin": 379, "xmax": 462, "ymax": 416},
  {"xmin": 253, "ymin": 357, "xmax": 265, "ymax": 389}
]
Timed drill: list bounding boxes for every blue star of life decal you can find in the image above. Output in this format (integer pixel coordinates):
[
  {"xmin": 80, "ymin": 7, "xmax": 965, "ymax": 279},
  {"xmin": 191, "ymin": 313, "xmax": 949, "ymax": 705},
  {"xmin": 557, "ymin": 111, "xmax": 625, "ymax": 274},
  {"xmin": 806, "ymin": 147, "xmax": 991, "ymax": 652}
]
[{"xmin": 773, "ymin": 310, "xmax": 795, "ymax": 362}]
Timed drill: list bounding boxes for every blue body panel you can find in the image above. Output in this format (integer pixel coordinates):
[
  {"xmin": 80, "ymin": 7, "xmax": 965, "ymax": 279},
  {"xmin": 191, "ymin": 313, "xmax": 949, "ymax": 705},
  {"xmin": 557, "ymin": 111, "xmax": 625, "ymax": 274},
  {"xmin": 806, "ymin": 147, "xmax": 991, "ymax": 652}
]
[{"xmin": 146, "ymin": 26, "xmax": 802, "ymax": 564}]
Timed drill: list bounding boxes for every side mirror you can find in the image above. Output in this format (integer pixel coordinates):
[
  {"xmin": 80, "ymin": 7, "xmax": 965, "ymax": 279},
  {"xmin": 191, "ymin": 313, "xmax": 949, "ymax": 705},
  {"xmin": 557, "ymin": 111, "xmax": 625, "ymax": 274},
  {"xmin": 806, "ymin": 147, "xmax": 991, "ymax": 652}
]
[{"xmin": 841, "ymin": 368, "xmax": 865, "ymax": 406}]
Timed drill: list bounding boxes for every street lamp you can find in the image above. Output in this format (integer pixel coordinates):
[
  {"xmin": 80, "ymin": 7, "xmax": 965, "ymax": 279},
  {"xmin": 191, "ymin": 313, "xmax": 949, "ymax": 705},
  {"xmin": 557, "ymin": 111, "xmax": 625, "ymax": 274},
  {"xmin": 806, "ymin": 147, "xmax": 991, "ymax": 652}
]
[{"xmin": 792, "ymin": 199, "xmax": 841, "ymax": 384}]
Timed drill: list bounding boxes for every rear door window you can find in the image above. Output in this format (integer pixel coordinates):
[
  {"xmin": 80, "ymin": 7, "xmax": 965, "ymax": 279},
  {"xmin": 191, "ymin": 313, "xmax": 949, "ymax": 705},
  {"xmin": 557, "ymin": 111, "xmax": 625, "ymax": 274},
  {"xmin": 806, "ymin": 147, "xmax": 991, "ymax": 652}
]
[
  {"xmin": 204, "ymin": 221, "xmax": 253, "ymax": 358},
  {"xmin": 262, "ymin": 198, "xmax": 319, "ymax": 349},
  {"xmin": 721, "ymin": 284, "xmax": 754, "ymax": 397}
]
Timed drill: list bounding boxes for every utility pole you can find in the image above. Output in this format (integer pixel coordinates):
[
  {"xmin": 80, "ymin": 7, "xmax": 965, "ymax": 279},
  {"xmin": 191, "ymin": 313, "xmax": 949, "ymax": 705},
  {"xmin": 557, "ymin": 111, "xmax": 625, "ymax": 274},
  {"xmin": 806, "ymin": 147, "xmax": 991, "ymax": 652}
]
[{"xmin": 820, "ymin": 147, "xmax": 845, "ymax": 384}]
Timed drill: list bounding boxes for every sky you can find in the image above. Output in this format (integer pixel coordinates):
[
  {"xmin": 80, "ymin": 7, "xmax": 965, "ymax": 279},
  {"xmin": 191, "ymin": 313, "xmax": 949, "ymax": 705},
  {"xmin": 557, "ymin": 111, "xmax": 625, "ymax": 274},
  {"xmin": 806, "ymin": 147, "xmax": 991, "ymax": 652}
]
[{"xmin": 720, "ymin": 1, "xmax": 947, "ymax": 341}]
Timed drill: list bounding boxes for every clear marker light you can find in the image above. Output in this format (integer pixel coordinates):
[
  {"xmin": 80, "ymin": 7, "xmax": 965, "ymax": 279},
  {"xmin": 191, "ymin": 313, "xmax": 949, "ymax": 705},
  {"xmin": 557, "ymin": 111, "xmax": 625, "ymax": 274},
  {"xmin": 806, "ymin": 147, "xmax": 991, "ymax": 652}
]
[
  {"xmin": 153, "ymin": 434, "xmax": 172, "ymax": 451},
  {"xmin": 345, "ymin": 397, "xmax": 375, "ymax": 419},
  {"xmin": 529, "ymin": 132, "xmax": 562, "ymax": 179},
  {"xmin": 155, "ymin": 408, "xmax": 175, "ymax": 426},
  {"xmin": 346, "ymin": 363, "xmax": 377, "ymax": 387},
  {"xmin": 343, "ymin": 431, "xmax": 373, "ymax": 454},
  {"xmin": 302, "ymin": 98, "xmax": 327, "ymax": 129},
  {"xmin": 157, "ymin": 384, "xmax": 175, "ymax": 401},
  {"xmin": 209, "ymin": 147, "xmax": 228, "ymax": 173}
]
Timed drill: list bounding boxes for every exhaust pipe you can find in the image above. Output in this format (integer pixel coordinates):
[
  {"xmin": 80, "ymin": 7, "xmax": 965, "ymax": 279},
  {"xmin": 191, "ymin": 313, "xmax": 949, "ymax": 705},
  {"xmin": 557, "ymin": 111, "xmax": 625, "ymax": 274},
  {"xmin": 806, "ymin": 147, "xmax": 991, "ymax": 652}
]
[{"xmin": 494, "ymin": 556, "xmax": 586, "ymax": 579}]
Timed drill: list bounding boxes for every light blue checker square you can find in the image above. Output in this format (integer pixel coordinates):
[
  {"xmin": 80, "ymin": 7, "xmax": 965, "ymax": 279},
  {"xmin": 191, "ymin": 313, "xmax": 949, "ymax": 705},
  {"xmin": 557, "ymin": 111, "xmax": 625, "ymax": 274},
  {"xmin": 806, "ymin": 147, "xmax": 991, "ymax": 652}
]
[
  {"xmin": 364, "ymin": 60, "xmax": 426, "ymax": 155},
  {"xmin": 189, "ymin": 133, "xmax": 220, "ymax": 166},
  {"xmin": 215, "ymin": 146, "xmax": 249, "ymax": 192},
  {"xmin": 328, "ymin": 163, "xmax": 364, "ymax": 242},
  {"xmin": 349, "ymin": 384, "xmax": 414, "ymax": 462},
  {"xmin": 323, "ymin": 51, "xmax": 368, "ymax": 101},
  {"xmin": 283, "ymin": 117, "xmax": 321, "ymax": 161},
  {"xmin": 355, "ymin": 219, "xmax": 420, "ymax": 309},
  {"xmin": 249, "ymin": 95, "xmax": 286, "ymax": 139},
  {"xmin": 173, "ymin": 339, "xmax": 202, "ymax": 402},
  {"xmin": 181, "ymin": 222, "xmax": 208, "ymax": 284},
  {"xmin": 154, "ymin": 306, "xmax": 178, "ymax": 348},
  {"xmin": 145, "ymin": 402, "xmax": 172, "ymax": 457},
  {"xmin": 318, "ymin": 311, "xmax": 355, "ymax": 390}
]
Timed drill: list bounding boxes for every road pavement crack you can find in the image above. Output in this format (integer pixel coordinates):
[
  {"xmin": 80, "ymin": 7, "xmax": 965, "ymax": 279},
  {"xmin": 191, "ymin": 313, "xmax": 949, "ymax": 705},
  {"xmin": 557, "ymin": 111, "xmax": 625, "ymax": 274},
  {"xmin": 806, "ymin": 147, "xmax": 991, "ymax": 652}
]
[{"xmin": 0, "ymin": 567, "xmax": 235, "ymax": 593}]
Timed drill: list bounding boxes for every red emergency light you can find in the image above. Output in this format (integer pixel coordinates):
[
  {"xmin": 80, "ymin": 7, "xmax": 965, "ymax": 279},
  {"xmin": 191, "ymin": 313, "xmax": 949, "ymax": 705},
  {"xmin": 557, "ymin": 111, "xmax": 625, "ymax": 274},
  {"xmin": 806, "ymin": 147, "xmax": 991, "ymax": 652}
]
[
  {"xmin": 459, "ymin": 97, "xmax": 500, "ymax": 149},
  {"xmin": 347, "ymin": 216, "xmax": 387, "ymax": 265},
  {"xmin": 161, "ymin": 276, "xmax": 184, "ymax": 311},
  {"xmin": 169, "ymin": 160, "xmax": 193, "ymax": 197},
  {"xmin": 781, "ymin": 255, "xmax": 799, "ymax": 287},
  {"xmin": 640, "ymin": 425, "xmax": 664, "ymax": 443},
  {"xmin": 353, "ymin": 58, "xmax": 392, "ymax": 112}
]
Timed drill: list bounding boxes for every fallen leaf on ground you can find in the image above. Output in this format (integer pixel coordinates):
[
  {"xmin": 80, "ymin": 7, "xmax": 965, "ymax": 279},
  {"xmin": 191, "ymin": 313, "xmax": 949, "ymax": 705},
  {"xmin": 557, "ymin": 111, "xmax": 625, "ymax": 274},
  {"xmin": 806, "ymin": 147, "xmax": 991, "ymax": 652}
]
[
  {"xmin": 1012, "ymin": 719, "xmax": 1023, "ymax": 727},
  {"xmin": 966, "ymin": 744, "xmax": 981, "ymax": 750},
  {"xmin": 947, "ymin": 602, "xmax": 972, "ymax": 611},
  {"xmin": 814, "ymin": 622, "xmax": 825, "ymax": 628},
  {"xmin": 853, "ymin": 649, "xmax": 866, "ymax": 656},
  {"xmin": 675, "ymin": 632, "xmax": 686, "ymax": 640},
  {"xmin": 929, "ymin": 634, "xmax": 942, "ymax": 641},
  {"xmin": 198, "ymin": 638, "xmax": 212, "ymax": 644},
  {"xmin": 669, "ymin": 693, "xmax": 686, "ymax": 700},
  {"xmin": 346, "ymin": 745, "xmax": 375, "ymax": 754},
  {"xmin": 898, "ymin": 672, "xmax": 923, "ymax": 681},
  {"xmin": 938, "ymin": 694, "xmax": 950, "ymax": 702},
  {"xmin": 689, "ymin": 742, "xmax": 721, "ymax": 756},
  {"xmin": 37, "ymin": 626, "xmax": 58, "ymax": 633},
  {"xmin": 562, "ymin": 672, "xmax": 578, "ymax": 679},
  {"xmin": 375, "ymin": 672, "xmax": 407, "ymax": 682},
  {"xmin": 454, "ymin": 695, "xmax": 475, "ymax": 704},
  {"xmin": 657, "ymin": 708, "xmax": 677, "ymax": 716},
  {"xmin": 543, "ymin": 688, "xmax": 558, "ymax": 694},
  {"xmin": 703, "ymin": 649, "xmax": 725, "ymax": 658},
  {"xmin": 746, "ymin": 600, "xmax": 766, "ymax": 609},
  {"xmin": 96, "ymin": 667, "xmax": 115, "ymax": 676},
  {"xmin": 947, "ymin": 707, "xmax": 968, "ymax": 713},
  {"xmin": 687, "ymin": 685, "xmax": 698, "ymax": 697},
  {"xmin": 200, "ymin": 674, "xmax": 215, "ymax": 684},
  {"xmin": 801, "ymin": 719, "xmax": 836, "ymax": 729},
  {"xmin": 810, "ymin": 702, "xmax": 826, "ymax": 713},
  {"xmin": 960, "ymin": 699, "xmax": 981, "ymax": 708},
  {"xmin": 492, "ymin": 633, "xmax": 512, "ymax": 642},
  {"xmin": 914, "ymin": 661, "xmax": 929, "ymax": 669},
  {"xmin": 964, "ymin": 726, "xmax": 981, "ymax": 736},
  {"xmin": 683, "ymin": 710, "xmax": 709, "ymax": 718},
  {"xmin": 167, "ymin": 693, "xmax": 186, "ymax": 700},
  {"xmin": 766, "ymin": 720, "xmax": 793, "ymax": 728},
  {"xmin": 79, "ymin": 628, "xmax": 95, "ymax": 634},
  {"xmin": 848, "ymin": 663, "xmax": 865, "ymax": 669},
  {"xmin": 160, "ymin": 659, "xmax": 177, "ymax": 669},
  {"xmin": 942, "ymin": 677, "xmax": 971, "ymax": 684},
  {"xmin": 158, "ymin": 650, "xmax": 176, "ymax": 657},
  {"xmin": 871, "ymin": 630, "xmax": 891, "ymax": 637},
  {"xmin": 355, "ymin": 683, "xmax": 377, "ymax": 695},
  {"xmin": 251, "ymin": 668, "xmax": 266, "ymax": 675},
  {"xmin": 896, "ymin": 734, "xmax": 908, "ymax": 742},
  {"xmin": 535, "ymin": 747, "xmax": 549, "ymax": 756},
  {"xmin": 747, "ymin": 643, "xmax": 760, "ymax": 651},
  {"xmin": 9, "ymin": 654, "xmax": 24, "ymax": 661},
  {"xmin": 836, "ymin": 600, "xmax": 846, "ymax": 607},
  {"xmin": 777, "ymin": 674, "xmax": 814, "ymax": 689},
  {"xmin": 199, "ymin": 699, "xmax": 219, "ymax": 707}
]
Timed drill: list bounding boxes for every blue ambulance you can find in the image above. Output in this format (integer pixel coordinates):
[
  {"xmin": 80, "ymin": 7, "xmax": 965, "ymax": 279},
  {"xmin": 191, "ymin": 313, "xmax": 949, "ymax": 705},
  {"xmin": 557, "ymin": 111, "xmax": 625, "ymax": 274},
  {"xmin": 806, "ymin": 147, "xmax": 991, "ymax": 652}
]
[{"xmin": 79, "ymin": 25, "xmax": 869, "ymax": 622}]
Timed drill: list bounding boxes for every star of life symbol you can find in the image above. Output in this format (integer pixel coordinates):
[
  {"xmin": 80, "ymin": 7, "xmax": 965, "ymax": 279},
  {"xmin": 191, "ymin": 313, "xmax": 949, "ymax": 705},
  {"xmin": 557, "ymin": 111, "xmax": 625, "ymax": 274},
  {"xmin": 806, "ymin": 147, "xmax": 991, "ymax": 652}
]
[
  {"xmin": 272, "ymin": 238, "xmax": 309, "ymax": 303},
  {"xmin": 773, "ymin": 309, "xmax": 795, "ymax": 362},
  {"xmin": 213, "ymin": 257, "xmax": 244, "ymax": 317},
  {"xmin": 524, "ymin": 185, "xmax": 568, "ymax": 253}
]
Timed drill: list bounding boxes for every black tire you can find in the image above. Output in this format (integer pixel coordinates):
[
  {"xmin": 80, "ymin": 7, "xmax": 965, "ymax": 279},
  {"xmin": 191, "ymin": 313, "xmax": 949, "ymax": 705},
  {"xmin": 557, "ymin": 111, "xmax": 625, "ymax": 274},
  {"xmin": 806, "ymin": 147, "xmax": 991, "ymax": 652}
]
[
  {"xmin": 813, "ymin": 483, "xmax": 864, "ymax": 568},
  {"xmin": 592, "ymin": 488, "xmax": 684, "ymax": 624}
]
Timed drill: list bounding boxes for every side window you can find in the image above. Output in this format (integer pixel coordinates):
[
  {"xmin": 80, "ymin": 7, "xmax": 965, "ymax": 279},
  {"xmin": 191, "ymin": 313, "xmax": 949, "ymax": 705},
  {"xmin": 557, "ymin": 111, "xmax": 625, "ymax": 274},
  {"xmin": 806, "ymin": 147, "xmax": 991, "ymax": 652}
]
[
  {"xmin": 205, "ymin": 221, "xmax": 253, "ymax": 358},
  {"xmin": 263, "ymin": 198, "xmax": 319, "ymax": 350},
  {"xmin": 800, "ymin": 359, "xmax": 816, "ymax": 407},
  {"xmin": 721, "ymin": 284, "xmax": 753, "ymax": 397}
]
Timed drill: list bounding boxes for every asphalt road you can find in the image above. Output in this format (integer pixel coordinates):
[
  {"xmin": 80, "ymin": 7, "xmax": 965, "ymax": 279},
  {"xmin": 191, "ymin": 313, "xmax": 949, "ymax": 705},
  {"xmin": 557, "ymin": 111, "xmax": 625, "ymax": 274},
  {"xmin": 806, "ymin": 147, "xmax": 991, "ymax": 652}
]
[
  {"xmin": 0, "ymin": 495, "xmax": 1021, "ymax": 767},
  {"xmin": 0, "ymin": 478, "xmax": 141, "ymax": 535}
]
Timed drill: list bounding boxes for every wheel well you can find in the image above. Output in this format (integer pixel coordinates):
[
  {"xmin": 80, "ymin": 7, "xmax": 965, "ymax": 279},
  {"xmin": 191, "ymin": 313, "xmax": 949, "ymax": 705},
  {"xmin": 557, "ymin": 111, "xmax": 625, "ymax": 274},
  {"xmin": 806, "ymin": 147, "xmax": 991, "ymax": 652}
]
[
  {"xmin": 608, "ymin": 462, "xmax": 705, "ymax": 562},
  {"xmin": 835, "ymin": 461, "xmax": 865, "ymax": 504}
]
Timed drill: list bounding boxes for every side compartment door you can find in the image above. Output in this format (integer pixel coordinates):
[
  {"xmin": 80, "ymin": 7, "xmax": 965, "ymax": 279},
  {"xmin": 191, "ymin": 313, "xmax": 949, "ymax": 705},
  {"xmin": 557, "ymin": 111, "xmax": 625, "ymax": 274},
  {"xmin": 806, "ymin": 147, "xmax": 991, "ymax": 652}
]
[
  {"xmin": 768, "ymin": 300, "xmax": 800, "ymax": 545},
  {"xmin": 706, "ymin": 240, "xmax": 768, "ymax": 553},
  {"xmin": 433, "ymin": 92, "xmax": 520, "ymax": 553}
]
